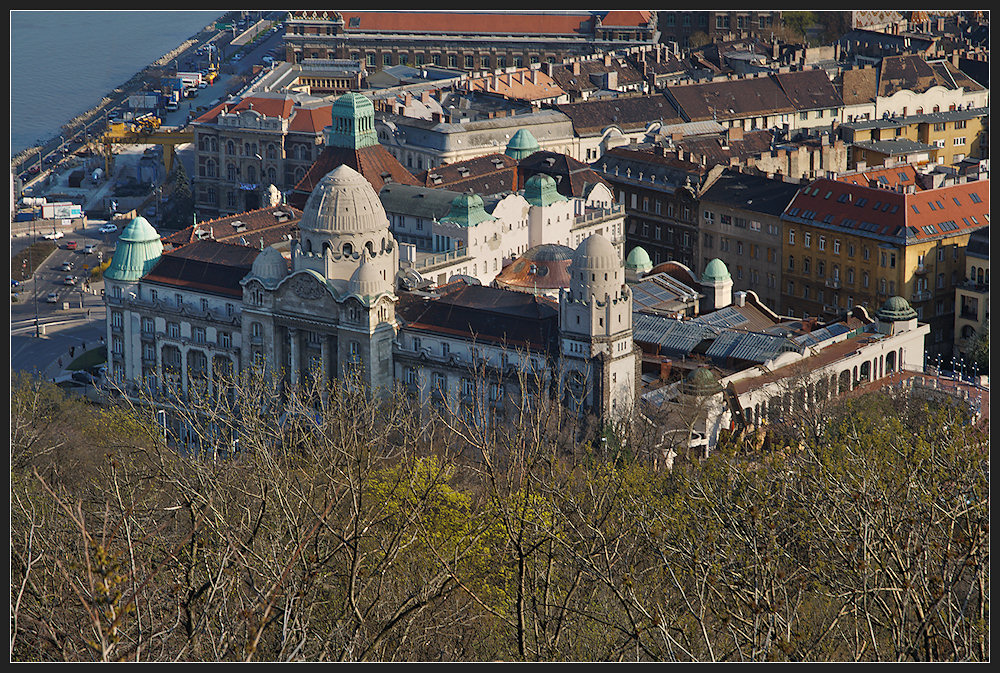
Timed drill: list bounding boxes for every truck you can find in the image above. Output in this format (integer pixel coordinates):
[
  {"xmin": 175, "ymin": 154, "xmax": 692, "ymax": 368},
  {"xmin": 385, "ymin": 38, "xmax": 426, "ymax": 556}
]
[{"xmin": 176, "ymin": 71, "xmax": 204, "ymax": 88}]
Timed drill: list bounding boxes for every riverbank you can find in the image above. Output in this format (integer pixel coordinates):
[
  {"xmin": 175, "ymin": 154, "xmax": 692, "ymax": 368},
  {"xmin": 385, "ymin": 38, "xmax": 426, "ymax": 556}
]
[{"xmin": 11, "ymin": 13, "xmax": 228, "ymax": 170}]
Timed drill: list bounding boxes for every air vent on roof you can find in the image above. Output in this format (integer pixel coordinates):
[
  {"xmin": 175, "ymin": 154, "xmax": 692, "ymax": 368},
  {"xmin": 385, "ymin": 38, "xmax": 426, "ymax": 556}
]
[{"xmin": 231, "ymin": 220, "xmax": 247, "ymax": 232}]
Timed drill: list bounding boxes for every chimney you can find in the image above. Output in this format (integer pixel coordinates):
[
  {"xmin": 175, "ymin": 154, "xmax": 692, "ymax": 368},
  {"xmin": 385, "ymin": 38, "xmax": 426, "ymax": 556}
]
[
  {"xmin": 573, "ymin": 61, "xmax": 581, "ymax": 76},
  {"xmin": 727, "ymin": 126, "xmax": 743, "ymax": 142},
  {"xmin": 659, "ymin": 358, "xmax": 672, "ymax": 382},
  {"xmin": 604, "ymin": 53, "xmax": 612, "ymax": 67},
  {"xmin": 421, "ymin": 90, "xmax": 430, "ymax": 104}
]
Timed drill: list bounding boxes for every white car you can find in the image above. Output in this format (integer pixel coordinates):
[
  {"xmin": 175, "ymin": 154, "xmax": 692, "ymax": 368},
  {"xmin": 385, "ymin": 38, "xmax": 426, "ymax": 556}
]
[
  {"xmin": 99, "ymin": 224, "xmax": 118, "ymax": 234},
  {"xmin": 43, "ymin": 230, "xmax": 65, "ymax": 240},
  {"xmin": 46, "ymin": 291, "xmax": 59, "ymax": 303}
]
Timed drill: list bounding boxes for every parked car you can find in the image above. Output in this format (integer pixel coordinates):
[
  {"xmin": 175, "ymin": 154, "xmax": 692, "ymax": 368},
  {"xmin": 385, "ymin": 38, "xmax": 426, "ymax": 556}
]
[
  {"xmin": 65, "ymin": 241, "xmax": 77, "ymax": 250},
  {"xmin": 99, "ymin": 223, "xmax": 118, "ymax": 234},
  {"xmin": 43, "ymin": 230, "xmax": 64, "ymax": 240},
  {"xmin": 46, "ymin": 291, "xmax": 59, "ymax": 303}
]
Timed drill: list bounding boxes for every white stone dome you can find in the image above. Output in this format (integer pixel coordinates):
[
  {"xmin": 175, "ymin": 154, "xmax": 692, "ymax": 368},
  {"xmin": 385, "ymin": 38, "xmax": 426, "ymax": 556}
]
[
  {"xmin": 348, "ymin": 257, "xmax": 387, "ymax": 303},
  {"xmin": 300, "ymin": 165, "xmax": 389, "ymax": 238},
  {"xmin": 249, "ymin": 245, "xmax": 288, "ymax": 283},
  {"xmin": 569, "ymin": 233, "xmax": 623, "ymax": 302},
  {"xmin": 572, "ymin": 234, "xmax": 620, "ymax": 272}
]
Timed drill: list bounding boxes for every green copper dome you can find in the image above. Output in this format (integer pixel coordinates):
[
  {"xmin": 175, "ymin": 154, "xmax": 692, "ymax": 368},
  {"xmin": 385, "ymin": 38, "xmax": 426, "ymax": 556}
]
[
  {"xmin": 700, "ymin": 258, "xmax": 731, "ymax": 283},
  {"xmin": 440, "ymin": 193, "xmax": 496, "ymax": 228},
  {"xmin": 877, "ymin": 295, "xmax": 918, "ymax": 322},
  {"xmin": 327, "ymin": 92, "xmax": 378, "ymax": 149},
  {"xmin": 625, "ymin": 246, "xmax": 653, "ymax": 272},
  {"xmin": 683, "ymin": 366, "xmax": 723, "ymax": 397},
  {"xmin": 103, "ymin": 216, "xmax": 163, "ymax": 282},
  {"xmin": 505, "ymin": 128, "xmax": 541, "ymax": 160},
  {"xmin": 523, "ymin": 173, "xmax": 567, "ymax": 207}
]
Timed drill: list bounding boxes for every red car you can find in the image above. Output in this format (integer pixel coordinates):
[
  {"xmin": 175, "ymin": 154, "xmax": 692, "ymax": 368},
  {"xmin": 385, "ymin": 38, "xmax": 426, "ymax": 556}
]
[{"xmin": 65, "ymin": 241, "xmax": 77, "ymax": 250}]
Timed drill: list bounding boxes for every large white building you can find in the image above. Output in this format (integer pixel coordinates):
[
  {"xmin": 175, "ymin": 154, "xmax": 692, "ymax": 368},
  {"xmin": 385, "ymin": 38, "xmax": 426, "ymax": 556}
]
[
  {"xmin": 103, "ymin": 165, "xmax": 638, "ymax": 427},
  {"xmin": 383, "ymin": 173, "xmax": 623, "ymax": 289}
]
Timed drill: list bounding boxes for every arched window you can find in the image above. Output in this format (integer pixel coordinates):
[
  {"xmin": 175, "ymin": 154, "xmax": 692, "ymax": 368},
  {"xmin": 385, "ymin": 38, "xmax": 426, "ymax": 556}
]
[{"xmin": 226, "ymin": 140, "xmax": 235, "ymax": 155}]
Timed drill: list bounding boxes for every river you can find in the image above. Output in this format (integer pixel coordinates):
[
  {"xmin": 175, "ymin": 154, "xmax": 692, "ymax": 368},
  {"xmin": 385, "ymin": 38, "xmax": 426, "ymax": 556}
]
[{"xmin": 10, "ymin": 10, "xmax": 223, "ymax": 157}]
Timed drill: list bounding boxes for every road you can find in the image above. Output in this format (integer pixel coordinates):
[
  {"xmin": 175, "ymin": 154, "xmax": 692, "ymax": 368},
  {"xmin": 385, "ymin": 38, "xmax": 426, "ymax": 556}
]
[{"xmin": 11, "ymin": 220, "xmax": 112, "ymax": 380}]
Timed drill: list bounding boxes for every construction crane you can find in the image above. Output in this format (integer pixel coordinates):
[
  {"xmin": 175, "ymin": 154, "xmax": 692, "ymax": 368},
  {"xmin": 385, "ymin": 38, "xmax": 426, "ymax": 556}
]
[{"xmin": 101, "ymin": 121, "xmax": 194, "ymax": 176}]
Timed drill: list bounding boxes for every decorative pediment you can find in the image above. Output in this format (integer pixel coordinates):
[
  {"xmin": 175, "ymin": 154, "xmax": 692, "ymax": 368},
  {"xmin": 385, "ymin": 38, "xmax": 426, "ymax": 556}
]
[{"xmin": 290, "ymin": 273, "xmax": 326, "ymax": 300}]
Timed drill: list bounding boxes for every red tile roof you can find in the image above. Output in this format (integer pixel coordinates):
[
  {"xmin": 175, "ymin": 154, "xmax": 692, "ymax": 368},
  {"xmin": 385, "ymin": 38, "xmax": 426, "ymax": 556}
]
[
  {"xmin": 193, "ymin": 94, "xmax": 331, "ymax": 135},
  {"xmin": 338, "ymin": 11, "xmax": 593, "ymax": 36},
  {"xmin": 784, "ymin": 177, "xmax": 990, "ymax": 243},
  {"xmin": 288, "ymin": 144, "xmax": 420, "ymax": 210},
  {"xmin": 600, "ymin": 10, "xmax": 653, "ymax": 27},
  {"xmin": 164, "ymin": 205, "xmax": 303, "ymax": 250},
  {"xmin": 834, "ymin": 165, "xmax": 921, "ymax": 190}
]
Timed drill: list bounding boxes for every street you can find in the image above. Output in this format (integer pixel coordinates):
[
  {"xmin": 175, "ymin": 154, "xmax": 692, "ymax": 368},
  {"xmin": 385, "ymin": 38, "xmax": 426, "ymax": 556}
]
[{"xmin": 11, "ymin": 219, "xmax": 110, "ymax": 380}]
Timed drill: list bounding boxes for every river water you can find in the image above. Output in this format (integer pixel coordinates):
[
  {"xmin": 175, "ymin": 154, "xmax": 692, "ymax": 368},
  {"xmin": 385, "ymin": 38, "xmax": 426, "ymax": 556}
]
[{"xmin": 10, "ymin": 10, "xmax": 223, "ymax": 157}]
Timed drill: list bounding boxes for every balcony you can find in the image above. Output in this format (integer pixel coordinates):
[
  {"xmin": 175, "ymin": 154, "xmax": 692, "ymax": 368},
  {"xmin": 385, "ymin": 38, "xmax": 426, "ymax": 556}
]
[
  {"xmin": 913, "ymin": 264, "xmax": 928, "ymax": 275},
  {"xmin": 824, "ymin": 278, "xmax": 841, "ymax": 289},
  {"xmin": 910, "ymin": 290, "xmax": 932, "ymax": 302}
]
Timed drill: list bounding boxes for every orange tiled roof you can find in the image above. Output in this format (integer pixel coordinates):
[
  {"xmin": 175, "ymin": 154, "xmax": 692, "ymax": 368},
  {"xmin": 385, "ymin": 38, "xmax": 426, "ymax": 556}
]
[
  {"xmin": 600, "ymin": 10, "xmax": 653, "ymax": 27},
  {"xmin": 465, "ymin": 69, "xmax": 566, "ymax": 102},
  {"xmin": 337, "ymin": 11, "xmax": 593, "ymax": 36},
  {"xmin": 784, "ymin": 177, "xmax": 989, "ymax": 243},
  {"xmin": 834, "ymin": 165, "xmax": 921, "ymax": 190},
  {"xmin": 288, "ymin": 144, "xmax": 420, "ymax": 210}
]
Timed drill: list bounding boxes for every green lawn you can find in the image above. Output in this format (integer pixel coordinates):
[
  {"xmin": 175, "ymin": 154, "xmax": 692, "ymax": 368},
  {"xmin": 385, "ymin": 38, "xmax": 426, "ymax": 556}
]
[{"xmin": 67, "ymin": 346, "xmax": 107, "ymax": 371}]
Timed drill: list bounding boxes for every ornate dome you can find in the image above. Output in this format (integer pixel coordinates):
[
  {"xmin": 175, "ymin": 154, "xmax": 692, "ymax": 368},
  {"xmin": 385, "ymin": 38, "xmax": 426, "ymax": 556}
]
[
  {"xmin": 299, "ymin": 165, "xmax": 389, "ymax": 238},
  {"xmin": 701, "ymin": 258, "xmax": 731, "ymax": 283},
  {"xmin": 572, "ymin": 233, "xmax": 620, "ymax": 273},
  {"xmin": 103, "ymin": 216, "xmax": 163, "ymax": 282},
  {"xmin": 328, "ymin": 92, "xmax": 378, "ymax": 149},
  {"xmin": 440, "ymin": 193, "xmax": 496, "ymax": 228},
  {"xmin": 877, "ymin": 295, "xmax": 918, "ymax": 322},
  {"xmin": 682, "ymin": 366, "xmax": 723, "ymax": 397},
  {"xmin": 523, "ymin": 173, "xmax": 567, "ymax": 207},
  {"xmin": 625, "ymin": 246, "xmax": 653, "ymax": 272},
  {"xmin": 249, "ymin": 245, "xmax": 288, "ymax": 283},
  {"xmin": 505, "ymin": 128, "xmax": 541, "ymax": 160},
  {"xmin": 347, "ymin": 257, "xmax": 387, "ymax": 304},
  {"xmin": 570, "ymin": 233, "xmax": 623, "ymax": 301}
]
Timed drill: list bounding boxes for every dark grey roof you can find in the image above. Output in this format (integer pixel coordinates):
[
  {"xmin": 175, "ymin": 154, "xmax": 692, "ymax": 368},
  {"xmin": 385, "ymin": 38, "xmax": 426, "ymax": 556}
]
[
  {"xmin": 966, "ymin": 226, "xmax": 989, "ymax": 260},
  {"xmin": 705, "ymin": 330, "xmax": 795, "ymax": 364},
  {"xmin": 852, "ymin": 137, "xmax": 938, "ymax": 155},
  {"xmin": 379, "ymin": 184, "xmax": 463, "ymax": 219},
  {"xmin": 632, "ymin": 312, "xmax": 715, "ymax": 355},
  {"xmin": 842, "ymin": 106, "xmax": 988, "ymax": 132},
  {"xmin": 699, "ymin": 169, "xmax": 801, "ymax": 217}
]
